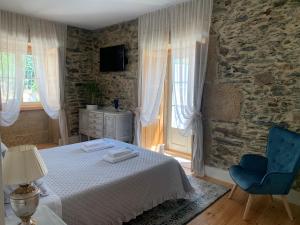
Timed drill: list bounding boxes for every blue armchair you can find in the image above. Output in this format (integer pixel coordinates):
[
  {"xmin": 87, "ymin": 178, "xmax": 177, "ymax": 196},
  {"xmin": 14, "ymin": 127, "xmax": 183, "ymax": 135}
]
[{"xmin": 228, "ymin": 127, "xmax": 300, "ymax": 220}]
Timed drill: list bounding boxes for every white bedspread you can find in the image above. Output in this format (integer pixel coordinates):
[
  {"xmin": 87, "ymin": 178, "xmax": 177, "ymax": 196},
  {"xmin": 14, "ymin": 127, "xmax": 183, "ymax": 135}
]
[
  {"xmin": 39, "ymin": 184, "xmax": 62, "ymax": 218},
  {"xmin": 40, "ymin": 139, "xmax": 193, "ymax": 225}
]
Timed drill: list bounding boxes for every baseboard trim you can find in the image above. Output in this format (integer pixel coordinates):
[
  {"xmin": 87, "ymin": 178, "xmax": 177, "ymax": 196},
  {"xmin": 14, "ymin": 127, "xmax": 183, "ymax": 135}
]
[
  {"xmin": 204, "ymin": 165, "xmax": 233, "ymax": 184},
  {"xmin": 204, "ymin": 165, "xmax": 300, "ymax": 206},
  {"xmin": 68, "ymin": 135, "xmax": 80, "ymax": 144}
]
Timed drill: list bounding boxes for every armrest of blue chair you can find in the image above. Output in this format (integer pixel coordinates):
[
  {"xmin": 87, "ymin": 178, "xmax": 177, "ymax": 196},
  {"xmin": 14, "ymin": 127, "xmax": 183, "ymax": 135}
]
[
  {"xmin": 240, "ymin": 154, "xmax": 267, "ymax": 173},
  {"xmin": 248, "ymin": 172, "xmax": 295, "ymax": 195}
]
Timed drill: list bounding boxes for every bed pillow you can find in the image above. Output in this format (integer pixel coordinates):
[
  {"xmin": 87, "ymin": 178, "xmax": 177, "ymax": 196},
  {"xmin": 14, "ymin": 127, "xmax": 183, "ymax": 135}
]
[
  {"xmin": 38, "ymin": 182, "xmax": 49, "ymax": 197},
  {"xmin": 33, "ymin": 178, "xmax": 49, "ymax": 197},
  {"xmin": 1, "ymin": 151, "xmax": 11, "ymax": 204},
  {"xmin": 1, "ymin": 143, "xmax": 10, "ymax": 205},
  {"xmin": 1, "ymin": 142, "xmax": 8, "ymax": 157},
  {"xmin": 3, "ymin": 186, "xmax": 14, "ymax": 204}
]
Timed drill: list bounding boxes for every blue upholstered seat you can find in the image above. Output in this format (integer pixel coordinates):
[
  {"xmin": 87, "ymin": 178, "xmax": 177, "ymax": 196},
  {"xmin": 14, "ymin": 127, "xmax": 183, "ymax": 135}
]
[
  {"xmin": 229, "ymin": 165, "xmax": 265, "ymax": 191},
  {"xmin": 229, "ymin": 127, "xmax": 300, "ymax": 195}
]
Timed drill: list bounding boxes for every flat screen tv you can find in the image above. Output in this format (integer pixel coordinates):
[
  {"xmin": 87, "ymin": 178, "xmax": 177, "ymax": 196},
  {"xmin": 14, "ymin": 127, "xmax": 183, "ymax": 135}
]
[{"xmin": 100, "ymin": 45, "xmax": 126, "ymax": 72}]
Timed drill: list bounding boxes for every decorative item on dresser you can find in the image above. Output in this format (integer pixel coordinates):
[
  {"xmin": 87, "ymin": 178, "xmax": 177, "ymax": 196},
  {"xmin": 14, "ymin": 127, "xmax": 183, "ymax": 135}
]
[
  {"xmin": 82, "ymin": 82, "xmax": 103, "ymax": 111},
  {"xmin": 79, "ymin": 109, "xmax": 133, "ymax": 142}
]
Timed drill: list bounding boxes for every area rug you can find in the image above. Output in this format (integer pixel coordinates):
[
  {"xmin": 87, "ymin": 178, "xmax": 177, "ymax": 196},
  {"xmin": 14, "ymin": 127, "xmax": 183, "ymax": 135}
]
[{"xmin": 126, "ymin": 176, "xmax": 229, "ymax": 225}]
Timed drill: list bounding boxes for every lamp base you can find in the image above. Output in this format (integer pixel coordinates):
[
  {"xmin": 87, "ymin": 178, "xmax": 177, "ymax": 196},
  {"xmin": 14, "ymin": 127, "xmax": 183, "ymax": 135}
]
[
  {"xmin": 19, "ymin": 218, "xmax": 37, "ymax": 225},
  {"xmin": 10, "ymin": 184, "xmax": 40, "ymax": 225}
]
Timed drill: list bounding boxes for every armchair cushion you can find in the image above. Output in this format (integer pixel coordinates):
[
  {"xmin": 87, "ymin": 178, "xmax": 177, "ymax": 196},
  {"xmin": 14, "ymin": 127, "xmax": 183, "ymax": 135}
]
[
  {"xmin": 267, "ymin": 127, "xmax": 300, "ymax": 173},
  {"xmin": 229, "ymin": 165, "xmax": 265, "ymax": 191},
  {"xmin": 239, "ymin": 154, "xmax": 268, "ymax": 173},
  {"xmin": 250, "ymin": 172, "xmax": 295, "ymax": 195}
]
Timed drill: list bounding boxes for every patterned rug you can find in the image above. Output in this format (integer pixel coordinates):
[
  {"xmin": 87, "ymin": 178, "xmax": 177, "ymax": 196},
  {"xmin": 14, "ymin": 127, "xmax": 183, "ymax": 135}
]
[{"xmin": 126, "ymin": 176, "xmax": 229, "ymax": 225}]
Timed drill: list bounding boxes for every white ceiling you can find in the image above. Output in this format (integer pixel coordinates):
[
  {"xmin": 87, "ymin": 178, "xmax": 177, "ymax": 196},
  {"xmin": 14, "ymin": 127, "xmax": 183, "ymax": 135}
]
[{"xmin": 0, "ymin": 0, "xmax": 188, "ymax": 30}]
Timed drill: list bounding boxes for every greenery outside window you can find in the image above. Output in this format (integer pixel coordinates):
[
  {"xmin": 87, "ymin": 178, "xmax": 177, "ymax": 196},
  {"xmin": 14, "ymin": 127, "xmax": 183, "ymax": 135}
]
[
  {"xmin": 0, "ymin": 48, "xmax": 42, "ymax": 111},
  {"xmin": 22, "ymin": 54, "xmax": 42, "ymax": 110}
]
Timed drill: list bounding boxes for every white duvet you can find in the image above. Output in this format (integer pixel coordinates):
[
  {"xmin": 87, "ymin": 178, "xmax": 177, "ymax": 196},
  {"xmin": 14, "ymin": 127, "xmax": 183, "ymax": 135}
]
[{"xmin": 40, "ymin": 139, "xmax": 193, "ymax": 225}]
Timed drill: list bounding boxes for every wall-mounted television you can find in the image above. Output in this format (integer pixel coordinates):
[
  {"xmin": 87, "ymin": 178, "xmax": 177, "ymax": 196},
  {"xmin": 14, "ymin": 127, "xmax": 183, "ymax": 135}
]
[{"xmin": 100, "ymin": 45, "xmax": 126, "ymax": 72}]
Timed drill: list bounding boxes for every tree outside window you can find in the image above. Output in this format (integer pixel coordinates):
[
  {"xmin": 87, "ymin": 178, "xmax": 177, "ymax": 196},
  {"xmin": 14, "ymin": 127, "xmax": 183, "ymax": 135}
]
[
  {"xmin": 23, "ymin": 55, "xmax": 39, "ymax": 103},
  {"xmin": 0, "ymin": 52, "xmax": 40, "ymax": 106}
]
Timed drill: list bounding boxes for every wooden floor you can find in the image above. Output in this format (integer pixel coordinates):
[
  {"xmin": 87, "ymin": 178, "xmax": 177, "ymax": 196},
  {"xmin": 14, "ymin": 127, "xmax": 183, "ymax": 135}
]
[
  {"xmin": 172, "ymin": 154, "xmax": 300, "ymax": 225},
  {"xmin": 36, "ymin": 143, "xmax": 58, "ymax": 150},
  {"xmin": 187, "ymin": 176, "xmax": 300, "ymax": 225}
]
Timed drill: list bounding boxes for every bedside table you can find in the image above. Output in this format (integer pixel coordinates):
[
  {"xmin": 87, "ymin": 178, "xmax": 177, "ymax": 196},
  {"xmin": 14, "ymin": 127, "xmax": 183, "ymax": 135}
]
[{"xmin": 5, "ymin": 205, "xmax": 66, "ymax": 225}]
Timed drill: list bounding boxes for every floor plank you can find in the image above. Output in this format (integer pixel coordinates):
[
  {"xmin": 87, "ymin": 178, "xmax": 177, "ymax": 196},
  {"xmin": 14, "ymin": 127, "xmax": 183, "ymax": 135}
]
[
  {"xmin": 170, "ymin": 156, "xmax": 300, "ymax": 225},
  {"xmin": 36, "ymin": 143, "xmax": 58, "ymax": 150},
  {"xmin": 187, "ymin": 177, "xmax": 300, "ymax": 225}
]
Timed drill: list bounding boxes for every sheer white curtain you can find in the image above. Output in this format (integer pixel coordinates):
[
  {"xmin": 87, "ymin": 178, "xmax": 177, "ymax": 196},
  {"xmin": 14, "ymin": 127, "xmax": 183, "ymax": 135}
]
[
  {"xmin": 170, "ymin": 0, "xmax": 213, "ymax": 176},
  {"xmin": 0, "ymin": 11, "xmax": 28, "ymax": 126},
  {"xmin": 135, "ymin": 9, "xmax": 170, "ymax": 146},
  {"xmin": 29, "ymin": 18, "xmax": 69, "ymax": 145}
]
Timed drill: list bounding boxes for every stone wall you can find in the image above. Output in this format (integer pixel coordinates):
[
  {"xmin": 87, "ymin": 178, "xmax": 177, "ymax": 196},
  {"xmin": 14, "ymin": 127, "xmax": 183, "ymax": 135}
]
[
  {"xmin": 92, "ymin": 20, "xmax": 138, "ymax": 110},
  {"xmin": 65, "ymin": 26, "xmax": 95, "ymax": 135},
  {"xmin": 65, "ymin": 21, "xmax": 138, "ymax": 136},
  {"xmin": 203, "ymin": 0, "xmax": 300, "ymax": 190},
  {"xmin": 1, "ymin": 110, "xmax": 51, "ymax": 147}
]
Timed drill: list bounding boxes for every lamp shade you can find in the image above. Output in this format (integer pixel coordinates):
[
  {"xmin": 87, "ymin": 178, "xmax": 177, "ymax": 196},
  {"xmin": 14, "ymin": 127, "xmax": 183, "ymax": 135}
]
[{"xmin": 3, "ymin": 145, "xmax": 48, "ymax": 185}]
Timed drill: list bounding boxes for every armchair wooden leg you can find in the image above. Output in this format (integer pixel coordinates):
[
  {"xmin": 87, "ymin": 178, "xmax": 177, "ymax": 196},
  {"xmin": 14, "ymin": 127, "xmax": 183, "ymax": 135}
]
[
  {"xmin": 243, "ymin": 194, "xmax": 254, "ymax": 220},
  {"xmin": 268, "ymin": 195, "xmax": 273, "ymax": 202},
  {"xmin": 281, "ymin": 195, "xmax": 293, "ymax": 221},
  {"xmin": 228, "ymin": 184, "xmax": 237, "ymax": 199}
]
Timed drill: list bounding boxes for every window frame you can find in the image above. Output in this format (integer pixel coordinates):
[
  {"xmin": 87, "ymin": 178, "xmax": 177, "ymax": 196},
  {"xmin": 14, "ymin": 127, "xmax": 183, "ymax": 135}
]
[{"xmin": 20, "ymin": 102, "xmax": 43, "ymax": 111}]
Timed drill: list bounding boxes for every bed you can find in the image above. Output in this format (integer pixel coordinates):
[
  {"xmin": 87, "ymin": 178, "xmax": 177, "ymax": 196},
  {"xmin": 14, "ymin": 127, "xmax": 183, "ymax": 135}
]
[{"xmin": 38, "ymin": 139, "xmax": 193, "ymax": 225}]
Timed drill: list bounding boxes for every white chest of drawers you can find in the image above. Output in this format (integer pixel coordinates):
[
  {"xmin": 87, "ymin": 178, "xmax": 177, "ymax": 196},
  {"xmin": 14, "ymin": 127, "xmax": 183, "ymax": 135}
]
[{"xmin": 79, "ymin": 109, "xmax": 133, "ymax": 142}]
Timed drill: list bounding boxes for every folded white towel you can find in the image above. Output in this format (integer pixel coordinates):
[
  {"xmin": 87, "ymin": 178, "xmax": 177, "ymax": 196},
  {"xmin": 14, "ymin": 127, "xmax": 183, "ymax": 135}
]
[
  {"xmin": 108, "ymin": 148, "xmax": 132, "ymax": 158},
  {"xmin": 82, "ymin": 140, "xmax": 106, "ymax": 148},
  {"xmin": 81, "ymin": 143, "xmax": 114, "ymax": 152},
  {"xmin": 103, "ymin": 151, "xmax": 139, "ymax": 163}
]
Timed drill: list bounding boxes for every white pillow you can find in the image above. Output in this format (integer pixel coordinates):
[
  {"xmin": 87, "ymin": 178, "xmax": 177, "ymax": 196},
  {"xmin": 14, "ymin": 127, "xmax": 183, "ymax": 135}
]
[
  {"xmin": 1, "ymin": 142, "xmax": 9, "ymax": 204},
  {"xmin": 1, "ymin": 142, "xmax": 8, "ymax": 157}
]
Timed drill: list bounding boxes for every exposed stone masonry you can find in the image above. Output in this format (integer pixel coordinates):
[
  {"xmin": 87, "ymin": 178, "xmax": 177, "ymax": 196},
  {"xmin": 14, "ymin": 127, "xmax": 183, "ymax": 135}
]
[
  {"xmin": 92, "ymin": 20, "xmax": 138, "ymax": 110},
  {"xmin": 1, "ymin": 110, "xmax": 51, "ymax": 146},
  {"xmin": 65, "ymin": 27, "xmax": 96, "ymax": 135},
  {"xmin": 65, "ymin": 21, "xmax": 138, "ymax": 136},
  {"xmin": 203, "ymin": 0, "xmax": 300, "ymax": 190}
]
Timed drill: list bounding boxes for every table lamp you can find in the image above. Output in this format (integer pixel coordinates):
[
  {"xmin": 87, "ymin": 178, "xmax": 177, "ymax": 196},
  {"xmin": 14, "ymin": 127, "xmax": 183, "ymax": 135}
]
[{"xmin": 3, "ymin": 145, "xmax": 48, "ymax": 225}]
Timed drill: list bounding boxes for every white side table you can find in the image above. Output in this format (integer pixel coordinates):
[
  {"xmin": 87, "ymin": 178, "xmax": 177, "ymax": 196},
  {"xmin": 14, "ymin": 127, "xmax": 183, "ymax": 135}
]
[{"xmin": 5, "ymin": 205, "xmax": 66, "ymax": 225}]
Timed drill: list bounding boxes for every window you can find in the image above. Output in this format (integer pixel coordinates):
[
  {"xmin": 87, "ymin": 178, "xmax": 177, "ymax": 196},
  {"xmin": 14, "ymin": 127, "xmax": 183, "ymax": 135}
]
[
  {"xmin": 23, "ymin": 55, "xmax": 39, "ymax": 103},
  {"xmin": 166, "ymin": 54, "xmax": 192, "ymax": 154},
  {"xmin": 0, "ymin": 52, "xmax": 16, "ymax": 101},
  {"xmin": 0, "ymin": 45, "xmax": 42, "ymax": 110},
  {"xmin": 171, "ymin": 57, "xmax": 190, "ymax": 129}
]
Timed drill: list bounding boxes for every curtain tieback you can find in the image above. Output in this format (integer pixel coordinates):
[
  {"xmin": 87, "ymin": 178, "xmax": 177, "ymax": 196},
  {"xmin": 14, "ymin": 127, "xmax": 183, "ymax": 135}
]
[
  {"xmin": 193, "ymin": 112, "xmax": 203, "ymax": 122},
  {"xmin": 60, "ymin": 104, "xmax": 66, "ymax": 111},
  {"xmin": 134, "ymin": 107, "xmax": 141, "ymax": 117}
]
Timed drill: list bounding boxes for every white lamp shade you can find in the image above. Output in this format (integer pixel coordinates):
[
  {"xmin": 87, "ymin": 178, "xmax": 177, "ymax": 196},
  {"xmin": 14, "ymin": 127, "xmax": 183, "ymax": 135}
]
[{"xmin": 3, "ymin": 145, "xmax": 48, "ymax": 185}]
